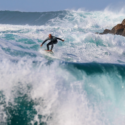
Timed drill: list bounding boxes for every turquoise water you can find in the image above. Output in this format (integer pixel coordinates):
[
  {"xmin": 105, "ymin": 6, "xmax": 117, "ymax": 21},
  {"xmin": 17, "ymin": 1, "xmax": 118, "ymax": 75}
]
[{"xmin": 0, "ymin": 10, "xmax": 125, "ymax": 125}]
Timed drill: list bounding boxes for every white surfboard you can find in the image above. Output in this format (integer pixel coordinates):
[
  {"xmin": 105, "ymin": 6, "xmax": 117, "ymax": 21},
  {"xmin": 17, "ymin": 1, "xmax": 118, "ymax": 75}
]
[{"xmin": 39, "ymin": 49, "xmax": 60, "ymax": 60}]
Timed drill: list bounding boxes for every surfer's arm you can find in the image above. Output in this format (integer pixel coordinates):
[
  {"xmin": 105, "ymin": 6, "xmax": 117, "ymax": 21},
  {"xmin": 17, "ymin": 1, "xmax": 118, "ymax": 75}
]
[
  {"xmin": 41, "ymin": 38, "xmax": 49, "ymax": 46},
  {"xmin": 56, "ymin": 37, "xmax": 64, "ymax": 42}
]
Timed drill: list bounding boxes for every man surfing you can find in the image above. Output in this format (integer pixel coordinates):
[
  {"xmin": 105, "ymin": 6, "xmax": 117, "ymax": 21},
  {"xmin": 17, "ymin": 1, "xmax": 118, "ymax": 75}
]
[{"xmin": 40, "ymin": 34, "xmax": 64, "ymax": 52}]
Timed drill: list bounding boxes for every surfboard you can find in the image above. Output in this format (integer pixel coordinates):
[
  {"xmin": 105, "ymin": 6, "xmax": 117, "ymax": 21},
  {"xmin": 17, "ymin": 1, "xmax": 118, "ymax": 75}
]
[
  {"xmin": 39, "ymin": 49, "xmax": 60, "ymax": 60},
  {"xmin": 44, "ymin": 50, "xmax": 53, "ymax": 53},
  {"xmin": 39, "ymin": 49, "xmax": 72, "ymax": 61}
]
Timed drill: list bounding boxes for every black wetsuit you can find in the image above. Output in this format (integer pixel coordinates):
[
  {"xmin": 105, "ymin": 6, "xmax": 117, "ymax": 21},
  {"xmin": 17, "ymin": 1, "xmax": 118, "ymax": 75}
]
[{"xmin": 42, "ymin": 36, "xmax": 63, "ymax": 50}]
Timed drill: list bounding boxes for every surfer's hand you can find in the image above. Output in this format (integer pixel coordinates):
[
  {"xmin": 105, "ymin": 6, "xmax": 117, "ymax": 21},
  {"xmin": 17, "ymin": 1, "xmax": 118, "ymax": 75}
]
[
  {"xmin": 40, "ymin": 44, "xmax": 42, "ymax": 47},
  {"xmin": 62, "ymin": 40, "xmax": 64, "ymax": 42}
]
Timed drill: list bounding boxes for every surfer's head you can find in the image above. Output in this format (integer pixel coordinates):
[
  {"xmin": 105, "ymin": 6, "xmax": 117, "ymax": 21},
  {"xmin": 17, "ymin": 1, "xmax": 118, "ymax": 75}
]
[{"xmin": 49, "ymin": 34, "xmax": 52, "ymax": 38}]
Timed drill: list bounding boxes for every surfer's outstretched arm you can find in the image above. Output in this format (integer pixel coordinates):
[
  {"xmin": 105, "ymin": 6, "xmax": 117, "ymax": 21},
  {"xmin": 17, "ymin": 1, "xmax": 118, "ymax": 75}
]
[
  {"xmin": 56, "ymin": 37, "xmax": 64, "ymax": 42},
  {"xmin": 40, "ymin": 38, "xmax": 49, "ymax": 46}
]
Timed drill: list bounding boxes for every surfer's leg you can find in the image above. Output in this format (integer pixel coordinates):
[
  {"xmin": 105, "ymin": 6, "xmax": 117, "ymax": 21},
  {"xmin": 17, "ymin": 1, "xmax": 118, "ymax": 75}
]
[
  {"xmin": 50, "ymin": 44, "xmax": 54, "ymax": 51},
  {"xmin": 47, "ymin": 44, "xmax": 49, "ymax": 50},
  {"xmin": 47, "ymin": 41, "xmax": 53, "ymax": 50},
  {"xmin": 47, "ymin": 40, "xmax": 57, "ymax": 51},
  {"xmin": 50, "ymin": 40, "xmax": 58, "ymax": 50}
]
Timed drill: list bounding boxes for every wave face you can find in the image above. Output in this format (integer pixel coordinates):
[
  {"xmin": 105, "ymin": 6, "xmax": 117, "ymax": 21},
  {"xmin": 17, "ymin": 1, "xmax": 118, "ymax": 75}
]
[
  {"xmin": 0, "ymin": 10, "xmax": 125, "ymax": 125},
  {"xmin": 0, "ymin": 11, "xmax": 67, "ymax": 25}
]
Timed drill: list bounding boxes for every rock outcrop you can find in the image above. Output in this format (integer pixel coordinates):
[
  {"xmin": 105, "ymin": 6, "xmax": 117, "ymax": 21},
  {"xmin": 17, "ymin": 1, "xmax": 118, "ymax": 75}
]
[
  {"xmin": 122, "ymin": 19, "xmax": 125, "ymax": 25},
  {"xmin": 99, "ymin": 19, "xmax": 125, "ymax": 37}
]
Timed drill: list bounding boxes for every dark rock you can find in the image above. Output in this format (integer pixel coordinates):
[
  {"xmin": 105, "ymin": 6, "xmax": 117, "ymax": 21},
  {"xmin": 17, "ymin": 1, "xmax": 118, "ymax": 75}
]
[
  {"xmin": 111, "ymin": 24, "xmax": 125, "ymax": 35},
  {"xmin": 95, "ymin": 32, "xmax": 99, "ymax": 34},
  {"xmin": 99, "ymin": 20, "xmax": 125, "ymax": 37},
  {"xmin": 122, "ymin": 19, "xmax": 125, "ymax": 25},
  {"xmin": 122, "ymin": 29, "xmax": 125, "ymax": 36},
  {"xmin": 100, "ymin": 29, "xmax": 111, "ymax": 34}
]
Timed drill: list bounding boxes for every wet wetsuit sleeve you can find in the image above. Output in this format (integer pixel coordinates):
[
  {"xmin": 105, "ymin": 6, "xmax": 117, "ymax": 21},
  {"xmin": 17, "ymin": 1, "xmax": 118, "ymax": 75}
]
[
  {"xmin": 42, "ymin": 38, "xmax": 49, "ymax": 45},
  {"xmin": 56, "ymin": 37, "xmax": 63, "ymax": 41}
]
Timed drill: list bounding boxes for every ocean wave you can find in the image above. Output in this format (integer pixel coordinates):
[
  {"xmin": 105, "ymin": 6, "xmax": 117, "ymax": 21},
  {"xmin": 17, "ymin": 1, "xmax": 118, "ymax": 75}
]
[
  {"xmin": 0, "ymin": 9, "xmax": 125, "ymax": 125},
  {"xmin": 0, "ymin": 10, "xmax": 67, "ymax": 25}
]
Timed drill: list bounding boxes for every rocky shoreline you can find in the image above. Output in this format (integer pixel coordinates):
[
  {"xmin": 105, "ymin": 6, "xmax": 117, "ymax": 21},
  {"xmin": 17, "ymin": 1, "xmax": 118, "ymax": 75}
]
[{"xmin": 99, "ymin": 19, "xmax": 125, "ymax": 37}]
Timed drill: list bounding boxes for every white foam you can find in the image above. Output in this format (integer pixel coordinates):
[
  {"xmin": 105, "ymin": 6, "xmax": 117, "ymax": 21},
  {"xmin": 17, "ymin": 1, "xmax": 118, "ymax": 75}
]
[
  {"xmin": 0, "ymin": 59, "xmax": 125, "ymax": 124},
  {"xmin": 0, "ymin": 59, "xmax": 107, "ymax": 125},
  {"xmin": 0, "ymin": 9, "xmax": 125, "ymax": 63},
  {"xmin": 0, "ymin": 9, "xmax": 125, "ymax": 124}
]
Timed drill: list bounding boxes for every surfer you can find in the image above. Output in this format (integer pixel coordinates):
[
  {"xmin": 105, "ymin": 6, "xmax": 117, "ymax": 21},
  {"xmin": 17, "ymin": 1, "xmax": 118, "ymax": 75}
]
[{"xmin": 40, "ymin": 34, "xmax": 64, "ymax": 51}]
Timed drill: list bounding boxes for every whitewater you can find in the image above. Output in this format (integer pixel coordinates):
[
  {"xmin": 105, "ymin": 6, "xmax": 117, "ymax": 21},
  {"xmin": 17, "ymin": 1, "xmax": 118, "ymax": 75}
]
[{"xmin": 0, "ymin": 9, "xmax": 125, "ymax": 125}]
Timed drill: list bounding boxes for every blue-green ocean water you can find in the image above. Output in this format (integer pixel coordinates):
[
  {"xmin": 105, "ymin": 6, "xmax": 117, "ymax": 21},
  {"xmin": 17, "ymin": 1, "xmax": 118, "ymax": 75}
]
[{"xmin": 0, "ymin": 9, "xmax": 125, "ymax": 125}]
